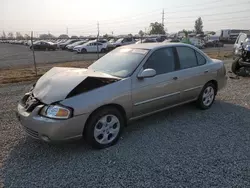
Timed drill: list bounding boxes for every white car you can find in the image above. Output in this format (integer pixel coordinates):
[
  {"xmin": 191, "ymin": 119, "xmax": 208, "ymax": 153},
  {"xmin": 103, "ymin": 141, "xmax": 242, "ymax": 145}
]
[
  {"xmin": 113, "ymin": 38, "xmax": 136, "ymax": 47},
  {"xmin": 73, "ymin": 41, "xmax": 106, "ymax": 53},
  {"xmin": 189, "ymin": 38, "xmax": 205, "ymax": 49}
]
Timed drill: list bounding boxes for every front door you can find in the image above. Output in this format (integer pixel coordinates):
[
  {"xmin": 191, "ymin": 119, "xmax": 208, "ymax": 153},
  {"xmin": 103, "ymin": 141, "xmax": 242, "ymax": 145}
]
[{"xmin": 131, "ymin": 47, "xmax": 181, "ymax": 118}]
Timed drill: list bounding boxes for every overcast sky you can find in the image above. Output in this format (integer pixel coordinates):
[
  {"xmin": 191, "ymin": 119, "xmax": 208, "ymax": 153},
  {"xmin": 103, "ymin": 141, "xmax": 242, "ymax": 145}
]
[{"xmin": 1, "ymin": 0, "xmax": 250, "ymax": 37}]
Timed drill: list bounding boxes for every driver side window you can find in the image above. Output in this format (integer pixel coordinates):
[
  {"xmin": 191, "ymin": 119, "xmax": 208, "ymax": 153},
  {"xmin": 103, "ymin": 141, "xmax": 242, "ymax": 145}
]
[{"xmin": 143, "ymin": 48, "xmax": 176, "ymax": 75}]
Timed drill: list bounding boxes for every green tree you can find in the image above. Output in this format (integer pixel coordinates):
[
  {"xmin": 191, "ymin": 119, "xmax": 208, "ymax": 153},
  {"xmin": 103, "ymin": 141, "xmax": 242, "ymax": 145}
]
[
  {"xmin": 70, "ymin": 35, "xmax": 78, "ymax": 39},
  {"xmin": 16, "ymin": 32, "xmax": 24, "ymax": 40},
  {"xmin": 182, "ymin": 29, "xmax": 188, "ymax": 38},
  {"xmin": 149, "ymin": 22, "xmax": 165, "ymax": 35},
  {"xmin": 7, "ymin": 32, "xmax": 14, "ymax": 39},
  {"xmin": 194, "ymin": 17, "xmax": 203, "ymax": 34},
  {"xmin": 58, "ymin": 34, "xmax": 69, "ymax": 39},
  {"xmin": 103, "ymin": 34, "xmax": 109, "ymax": 39},
  {"xmin": 24, "ymin": 34, "xmax": 31, "ymax": 40},
  {"xmin": 138, "ymin": 30, "xmax": 144, "ymax": 37},
  {"xmin": 208, "ymin": 31, "xmax": 216, "ymax": 35},
  {"xmin": 2, "ymin": 31, "xmax": 6, "ymax": 39}
]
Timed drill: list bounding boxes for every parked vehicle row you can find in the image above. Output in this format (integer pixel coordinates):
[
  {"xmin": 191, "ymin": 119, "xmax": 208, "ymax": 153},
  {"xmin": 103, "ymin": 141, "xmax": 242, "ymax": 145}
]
[{"xmin": 1, "ymin": 34, "xmax": 226, "ymax": 54}]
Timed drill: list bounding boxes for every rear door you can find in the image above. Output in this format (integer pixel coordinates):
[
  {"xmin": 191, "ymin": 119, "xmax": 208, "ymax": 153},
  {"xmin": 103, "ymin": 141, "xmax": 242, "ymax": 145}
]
[{"xmin": 174, "ymin": 46, "xmax": 216, "ymax": 102}]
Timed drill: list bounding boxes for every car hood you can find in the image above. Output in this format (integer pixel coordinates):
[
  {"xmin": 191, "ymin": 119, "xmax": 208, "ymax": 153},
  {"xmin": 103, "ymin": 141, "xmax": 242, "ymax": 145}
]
[{"xmin": 33, "ymin": 67, "xmax": 120, "ymax": 104}]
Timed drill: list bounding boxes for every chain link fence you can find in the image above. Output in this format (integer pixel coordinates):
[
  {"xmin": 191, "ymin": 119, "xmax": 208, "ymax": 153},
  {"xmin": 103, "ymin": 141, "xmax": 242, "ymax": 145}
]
[{"xmin": 0, "ymin": 36, "xmax": 234, "ymax": 84}]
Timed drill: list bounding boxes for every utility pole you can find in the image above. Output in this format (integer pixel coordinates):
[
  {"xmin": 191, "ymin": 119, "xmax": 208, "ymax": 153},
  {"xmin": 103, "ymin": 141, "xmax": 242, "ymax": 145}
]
[
  {"xmin": 97, "ymin": 22, "xmax": 100, "ymax": 59},
  {"xmin": 162, "ymin": 9, "xmax": 165, "ymax": 27},
  {"xmin": 30, "ymin": 31, "xmax": 37, "ymax": 76}
]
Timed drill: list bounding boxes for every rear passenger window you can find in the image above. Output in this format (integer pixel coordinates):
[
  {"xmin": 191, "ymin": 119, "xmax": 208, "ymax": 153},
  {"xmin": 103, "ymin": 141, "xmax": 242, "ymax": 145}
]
[
  {"xmin": 144, "ymin": 48, "xmax": 175, "ymax": 75},
  {"xmin": 196, "ymin": 52, "xmax": 206, "ymax": 65},
  {"xmin": 176, "ymin": 47, "xmax": 197, "ymax": 69}
]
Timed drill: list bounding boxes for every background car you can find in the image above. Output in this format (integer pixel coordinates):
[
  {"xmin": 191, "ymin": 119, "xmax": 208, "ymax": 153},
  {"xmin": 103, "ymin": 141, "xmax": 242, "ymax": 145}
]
[
  {"xmin": 30, "ymin": 41, "xmax": 57, "ymax": 50},
  {"xmin": 58, "ymin": 39, "xmax": 81, "ymax": 50},
  {"xmin": 163, "ymin": 38, "xmax": 181, "ymax": 43},
  {"xmin": 136, "ymin": 38, "xmax": 158, "ymax": 44},
  {"xmin": 73, "ymin": 41, "xmax": 106, "ymax": 53},
  {"xmin": 66, "ymin": 40, "xmax": 88, "ymax": 51},
  {"xmin": 113, "ymin": 37, "xmax": 136, "ymax": 47}
]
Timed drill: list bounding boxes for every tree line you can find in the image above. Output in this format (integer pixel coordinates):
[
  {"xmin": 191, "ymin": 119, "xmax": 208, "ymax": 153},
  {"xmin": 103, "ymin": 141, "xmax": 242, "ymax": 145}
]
[{"xmin": 1, "ymin": 17, "xmax": 206, "ymax": 40}]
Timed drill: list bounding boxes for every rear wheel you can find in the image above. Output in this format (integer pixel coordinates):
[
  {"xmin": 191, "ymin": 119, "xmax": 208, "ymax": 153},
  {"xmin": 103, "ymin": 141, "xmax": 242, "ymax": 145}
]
[
  {"xmin": 84, "ymin": 107, "xmax": 124, "ymax": 149},
  {"xmin": 100, "ymin": 48, "xmax": 105, "ymax": 53},
  {"xmin": 196, "ymin": 83, "xmax": 216, "ymax": 110},
  {"xmin": 81, "ymin": 48, "xmax": 87, "ymax": 53}
]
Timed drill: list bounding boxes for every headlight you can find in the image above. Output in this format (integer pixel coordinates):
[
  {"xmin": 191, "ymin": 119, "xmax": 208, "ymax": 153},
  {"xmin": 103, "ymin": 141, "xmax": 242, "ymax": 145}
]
[{"xmin": 40, "ymin": 105, "xmax": 73, "ymax": 119}]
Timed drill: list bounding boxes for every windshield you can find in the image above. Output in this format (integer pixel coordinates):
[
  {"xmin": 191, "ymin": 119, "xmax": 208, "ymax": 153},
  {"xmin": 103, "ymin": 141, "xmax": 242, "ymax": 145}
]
[{"xmin": 88, "ymin": 48, "xmax": 149, "ymax": 78}]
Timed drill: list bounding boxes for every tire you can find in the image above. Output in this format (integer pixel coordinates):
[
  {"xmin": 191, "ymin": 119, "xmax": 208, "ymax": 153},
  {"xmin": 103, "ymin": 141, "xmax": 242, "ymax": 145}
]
[
  {"xmin": 231, "ymin": 58, "xmax": 241, "ymax": 74},
  {"xmin": 81, "ymin": 48, "xmax": 87, "ymax": 53},
  {"xmin": 196, "ymin": 82, "xmax": 217, "ymax": 110},
  {"xmin": 84, "ymin": 107, "xmax": 125, "ymax": 149},
  {"xmin": 100, "ymin": 48, "xmax": 105, "ymax": 53}
]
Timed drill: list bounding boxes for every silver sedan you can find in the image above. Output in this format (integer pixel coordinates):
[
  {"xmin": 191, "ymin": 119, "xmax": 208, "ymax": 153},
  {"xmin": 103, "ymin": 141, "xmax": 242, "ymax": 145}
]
[{"xmin": 17, "ymin": 43, "xmax": 227, "ymax": 149}]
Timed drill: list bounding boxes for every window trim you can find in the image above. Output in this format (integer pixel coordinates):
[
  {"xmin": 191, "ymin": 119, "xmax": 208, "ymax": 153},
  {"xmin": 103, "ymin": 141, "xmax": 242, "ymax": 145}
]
[
  {"xmin": 142, "ymin": 47, "xmax": 178, "ymax": 76},
  {"xmin": 195, "ymin": 50, "xmax": 207, "ymax": 66}
]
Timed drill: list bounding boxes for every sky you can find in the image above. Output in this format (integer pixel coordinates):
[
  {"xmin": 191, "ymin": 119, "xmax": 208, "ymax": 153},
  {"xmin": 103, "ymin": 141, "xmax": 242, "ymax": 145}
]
[{"xmin": 0, "ymin": 0, "xmax": 250, "ymax": 37}]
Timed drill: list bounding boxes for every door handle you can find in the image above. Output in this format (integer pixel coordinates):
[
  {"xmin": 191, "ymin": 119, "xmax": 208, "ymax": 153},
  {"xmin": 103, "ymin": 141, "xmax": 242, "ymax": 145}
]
[{"xmin": 173, "ymin": 77, "xmax": 178, "ymax": 80}]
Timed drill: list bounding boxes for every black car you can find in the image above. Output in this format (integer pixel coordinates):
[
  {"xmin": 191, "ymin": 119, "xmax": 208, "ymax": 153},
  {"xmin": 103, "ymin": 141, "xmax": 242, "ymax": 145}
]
[
  {"xmin": 30, "ymin": 41, "xmax": 57, "ymax": 51},
  {"xmin": 59, "ymin": 39, "xmax": 81, "ymax": 50},
  {"xmin": 205, "ymin": 40, "xmax": 224, "ymax": 47}
]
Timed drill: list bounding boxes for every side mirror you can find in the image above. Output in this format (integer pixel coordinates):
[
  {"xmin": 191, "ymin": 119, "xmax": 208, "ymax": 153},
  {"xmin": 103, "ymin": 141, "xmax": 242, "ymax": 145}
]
[{"xmin": 137, "ymin": 68, "xmax": 156, "ymax": 79}]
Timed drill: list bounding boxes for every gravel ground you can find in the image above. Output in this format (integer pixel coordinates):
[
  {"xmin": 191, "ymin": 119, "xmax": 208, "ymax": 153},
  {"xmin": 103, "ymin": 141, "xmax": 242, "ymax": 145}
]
[
  {"xmin": 0, "ymin": 60, "xmax": 250, "ymax": 188},
  {"xmin": 0, "ymin": 43, "xmax": 233, "ymax": 68}
]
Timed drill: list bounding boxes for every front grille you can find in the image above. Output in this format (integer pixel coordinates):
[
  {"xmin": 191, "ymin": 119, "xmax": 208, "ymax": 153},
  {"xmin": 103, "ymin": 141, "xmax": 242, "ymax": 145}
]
[{"xmin": 23, "ymin": 126, "xmax": 39, "ymax": 139}]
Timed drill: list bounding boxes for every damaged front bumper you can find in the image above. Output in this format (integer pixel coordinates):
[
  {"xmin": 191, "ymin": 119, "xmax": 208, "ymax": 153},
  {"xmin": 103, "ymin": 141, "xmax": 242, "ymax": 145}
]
[{"xmin": 17, "ymin": 102, "xmax": 90, "ymax": 142}]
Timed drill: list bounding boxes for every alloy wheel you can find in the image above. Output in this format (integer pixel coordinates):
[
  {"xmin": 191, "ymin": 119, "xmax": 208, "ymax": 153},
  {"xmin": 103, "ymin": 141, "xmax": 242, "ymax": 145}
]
[
  {"xmin": 94, "ymin": 115, "xmax": 120, "ymax": 144},
  {"xmin": 202, "ymin": 86, "xmax": 215, "ymax": 106}
]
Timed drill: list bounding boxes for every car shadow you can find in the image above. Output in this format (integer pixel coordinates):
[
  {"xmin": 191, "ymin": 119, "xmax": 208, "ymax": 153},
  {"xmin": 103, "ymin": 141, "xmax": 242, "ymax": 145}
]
[{"xmin": 2, "ymin": 100, "xmax": 250, "ymax": 187}]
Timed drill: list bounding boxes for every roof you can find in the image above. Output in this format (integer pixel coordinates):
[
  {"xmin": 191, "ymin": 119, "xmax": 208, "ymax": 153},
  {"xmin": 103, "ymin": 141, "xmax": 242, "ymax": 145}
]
[{"xmin": 122, "ymin": 42, "xmax": 192, "ymax": 50}]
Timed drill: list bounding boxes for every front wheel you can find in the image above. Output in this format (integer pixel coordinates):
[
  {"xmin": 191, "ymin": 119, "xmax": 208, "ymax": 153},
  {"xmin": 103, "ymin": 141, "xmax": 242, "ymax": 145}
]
[
  {"xmin": 100, "ymin": 48, "xmax": 106, "ymax": 53},
  {"xmin": 81, "ymin": 48, "xmax": 87, "ymax": 53},
  {"xmin": 196, "ymin": 83, "xmax": 216, "ymax": 110},
  {"xmin": 231, "ymin": 58, "xmax": 241, "ymax": 74},
  {"xmin": 84, "ymin": 107, "xmax": 124, "ymax": 149}
]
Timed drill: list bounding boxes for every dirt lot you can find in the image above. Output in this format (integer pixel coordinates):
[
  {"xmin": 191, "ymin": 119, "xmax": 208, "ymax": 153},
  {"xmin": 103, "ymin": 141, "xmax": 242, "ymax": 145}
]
[
  {"xmin": 0, "ymin": 60, "xmax": 250, "ymax": 187},
  {"xmin": 0, "ymin": 43, "xmax": 233, "ymax": 68}
]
